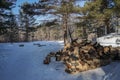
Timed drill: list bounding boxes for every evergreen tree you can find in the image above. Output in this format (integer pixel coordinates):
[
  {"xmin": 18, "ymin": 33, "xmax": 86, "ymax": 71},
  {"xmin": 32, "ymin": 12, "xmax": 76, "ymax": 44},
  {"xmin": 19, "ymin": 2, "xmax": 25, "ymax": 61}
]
[
  {"xmin": 79, "ymin": 0, "xmax": 114, "ymax": 35},
  {"xmin": 0, "ymin": 0, "xmax": 18, "ymax": 42},
  {"xmin": 19, "ymin": 7, "xmax": 36, "ymax": 41},
  {"xmin": 21, "ymin": 0, "xmax": 80, "ymax": 45},
  {"xmin": 0, "ymin": 0, "xmax": 17, "ymax": 35}
]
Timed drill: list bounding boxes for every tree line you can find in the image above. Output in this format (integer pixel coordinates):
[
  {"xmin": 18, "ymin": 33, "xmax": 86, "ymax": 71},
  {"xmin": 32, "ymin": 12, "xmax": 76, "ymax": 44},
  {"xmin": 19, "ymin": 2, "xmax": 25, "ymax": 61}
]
[{"xmin": 0, "ymin": 0, "xmax": 120, "ymax": 43}]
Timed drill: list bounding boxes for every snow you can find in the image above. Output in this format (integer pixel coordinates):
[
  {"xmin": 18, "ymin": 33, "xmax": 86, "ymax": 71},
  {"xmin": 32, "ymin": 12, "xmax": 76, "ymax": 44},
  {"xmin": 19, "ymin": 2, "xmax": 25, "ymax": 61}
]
[
  {"xmin": 97, "ymin": 33, "xmax": 120, "ymax": 47},
  {"xmin": 0, "ymin": 41, "xmax": 120, "ymax": 80}
]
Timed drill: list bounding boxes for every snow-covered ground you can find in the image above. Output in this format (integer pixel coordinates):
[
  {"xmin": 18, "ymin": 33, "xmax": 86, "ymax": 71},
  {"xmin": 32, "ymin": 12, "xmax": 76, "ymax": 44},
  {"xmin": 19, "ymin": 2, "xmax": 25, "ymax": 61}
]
[{"xmin": 0, "ymin": 41, "xmax": 120, "ymax": 80}]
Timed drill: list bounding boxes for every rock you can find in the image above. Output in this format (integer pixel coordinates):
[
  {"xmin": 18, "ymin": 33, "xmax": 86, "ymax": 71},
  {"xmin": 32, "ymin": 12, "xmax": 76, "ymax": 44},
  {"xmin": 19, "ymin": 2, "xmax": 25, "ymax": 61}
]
[
  {"xmin": 33, "ymin": 43, "xmax": 46, "ymax": 47},
  {"xmin": 19, "ymin": 44, "xmax": 24, "ymax": 47}
]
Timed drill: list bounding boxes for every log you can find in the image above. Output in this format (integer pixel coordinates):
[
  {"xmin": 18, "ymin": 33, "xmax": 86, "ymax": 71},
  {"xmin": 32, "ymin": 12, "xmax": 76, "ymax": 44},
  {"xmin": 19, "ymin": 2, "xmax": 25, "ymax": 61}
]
[
  {"xmin": 56, "ymin": 55, "xmax": 61, "ymax": 61},
  {"xmin": 46, "ymin": 56, "xmax": 51, "ymax": 62},
  {"xmin": 49, "ymin": 52, "xmax": 55, "ymax": 57},
  {"xmin": 100, "ymin": 59, "xmax": 111, "ymax": 66},
  {"xmin": 64, "ymin": 43, "xmax": 71, "ymax": 50},
  {"xmin": 103, "ymin": 46, "xmax": 111, "ymax": 54},
  {"xmin": 43, "ymin": 56, "xmax": 51, "ymax": 64},
  {"xmin": 43, "ymin": 59, "xmax": 49, "ymax": 64},
  {"xmin": 93, "ymin": 58, "xmax": 101, "ymax": 67}
]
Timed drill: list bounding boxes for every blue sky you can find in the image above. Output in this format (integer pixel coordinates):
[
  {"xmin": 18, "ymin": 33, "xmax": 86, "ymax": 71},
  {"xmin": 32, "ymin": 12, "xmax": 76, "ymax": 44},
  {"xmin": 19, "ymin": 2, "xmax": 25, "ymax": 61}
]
[
  {"xmin": 12, "ymin": 0, "xmax": 85, "ymax": 24},
  {"xmin": 12, "ymin": 0, "xmax": 38, "ymax": 14},
  {"xmin": 12, "ymin": 0, "xmax": 85, "ymax": 14}
]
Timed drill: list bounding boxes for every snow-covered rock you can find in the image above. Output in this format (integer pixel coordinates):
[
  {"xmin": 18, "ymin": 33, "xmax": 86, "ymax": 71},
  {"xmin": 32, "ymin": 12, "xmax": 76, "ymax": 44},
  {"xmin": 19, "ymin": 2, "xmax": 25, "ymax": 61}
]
[{"xmin": 97, "ymin": 33, "xmax": 120, "ymax": 47}]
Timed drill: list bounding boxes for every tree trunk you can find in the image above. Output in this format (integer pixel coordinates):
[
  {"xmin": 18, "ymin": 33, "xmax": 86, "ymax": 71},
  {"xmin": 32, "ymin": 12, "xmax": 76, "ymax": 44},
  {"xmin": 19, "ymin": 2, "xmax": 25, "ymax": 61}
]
[
  {"xmin": 25, "ymin": 26, "xmax": 29, "ymax": 42},
  {"xmin": 63, "ymin": 14, "xmax": 69, "ymax": 45},
  {"xmin": 116, "ymin": 17, "xmax": 119, "ymax": 34},
  {"xmin": 104, "ymin": 18, "xmax": 110, "ymax": 34},
  {"xmin": 82, "ymin": 27, "xmax": 87, "ymax": 40},
  {"xmin": 68, "ymin": 27, "xmax": 73, "ymax": 42},
  {"xmin": 106, "ymin": 24, "xmax": 110, "ymax": 34}
]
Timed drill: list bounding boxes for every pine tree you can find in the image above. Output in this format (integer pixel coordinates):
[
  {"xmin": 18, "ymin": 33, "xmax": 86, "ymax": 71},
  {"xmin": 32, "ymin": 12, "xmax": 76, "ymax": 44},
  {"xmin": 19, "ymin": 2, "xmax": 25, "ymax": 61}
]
[
  {"xmin": 19, "ymin": 7, "xmax": 36, "ymax": 42},
  {"xmin": 79, "ymin": 0, "xmax": 114, "ymax": 35},
  {"xmin": 0, "ymin": 0, "xmax": 17, "ymax": 42},
  {"xmin": 21, "ymin": 0, "xmax": 80, "ymax": 45}
]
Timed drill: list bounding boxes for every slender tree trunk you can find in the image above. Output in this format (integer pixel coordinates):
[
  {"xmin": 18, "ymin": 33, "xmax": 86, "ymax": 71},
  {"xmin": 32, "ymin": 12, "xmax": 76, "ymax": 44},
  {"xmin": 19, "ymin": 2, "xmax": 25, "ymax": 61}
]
[
  {"xmin": 25, "ymin": 25, "xmax": 29, "ymax": 42},
  {"xmin": 82, "ymin": 27, "xmax": 87, "ymax": 40},
  {"xmin": 104, "ymin": 18, "xmax": 110, "ymax": 34},
  {"xmin": 106, "ymin": 23, "xmax": 110, "ymax": 34},
  {"xmin": 68, "ymin": 27, "xmax": 73, "ymax": 42},
  {"xmin": 105, "ymin": 26, "xmax": 107, "ymax": 35},
  {"xmin": 48, "ymin": 29, "xmax": 50, "ymax": 40},
  {"xmin": 116, "ymin": 17, "xmax": 119, "ymax": 34}
]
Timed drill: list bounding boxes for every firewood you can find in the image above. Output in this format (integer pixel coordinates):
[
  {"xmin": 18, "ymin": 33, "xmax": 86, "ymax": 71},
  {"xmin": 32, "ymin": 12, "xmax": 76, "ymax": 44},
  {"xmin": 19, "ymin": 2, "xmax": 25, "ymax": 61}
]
[
  {"xmin": 93, "ymin": 58, "xmax": 101, "ymax": 67},
  {"xmin": 98, "ymin": 51, "xmax": 104, "ymax": 57},
  {"xmin": 56, "ymin": 55, "xmax": 61, "ymax": 61},
  {"xmin": 64, "ymin": 43, "xmax": 71, "ymax": 50},
  {"xmin": 43, "ymin": 39, "xmax": 120, "ymax": 74},
  {"xmin": 81, "ymin": 63, "xmax": 89, "ymax": 71},
  {"xmin": 43, "ymin": 59, "xmax": 49, "ymax": 64},
  {"xmin": 101, "ymin": 59, "xmax": 111, "ymax": 66},
  {"xmin": 65, "ymin": 69, "xmax": 72, "ymax": 73},
  {"xmin": 86, "ymin": 60, "xmax": 94, "ymax": 66},
  {"xmin": 43, "ymin": 57, "xmax": 50, "ymax": 64},
  {"xmin": 90, "ymin": 64, "xmax": 97, "ymax": 69},
  {"xmin": 66, "ymin": 63, "xmax": 72, "ymax": 69},
  {"xmin": 84, "ymin": 53, "xmax": 91, "ymax": 60},
  {"xmin": 49, "ymin": 52, "xmax": 55, "ymax": 57},
  {"xmin": 70, "ymin": 54, "xmax": 79, "ymax": 61},
  {"xmin": 46, "ymin": 56, "xmax": 51, "ymax": 62},
  {"xmin": 62, "ymin": 56, "xmax": 69, "ymax": 61},
  {"xmin": 103, "ymin": 46, "xmax": 110, "ymax": 54}
]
